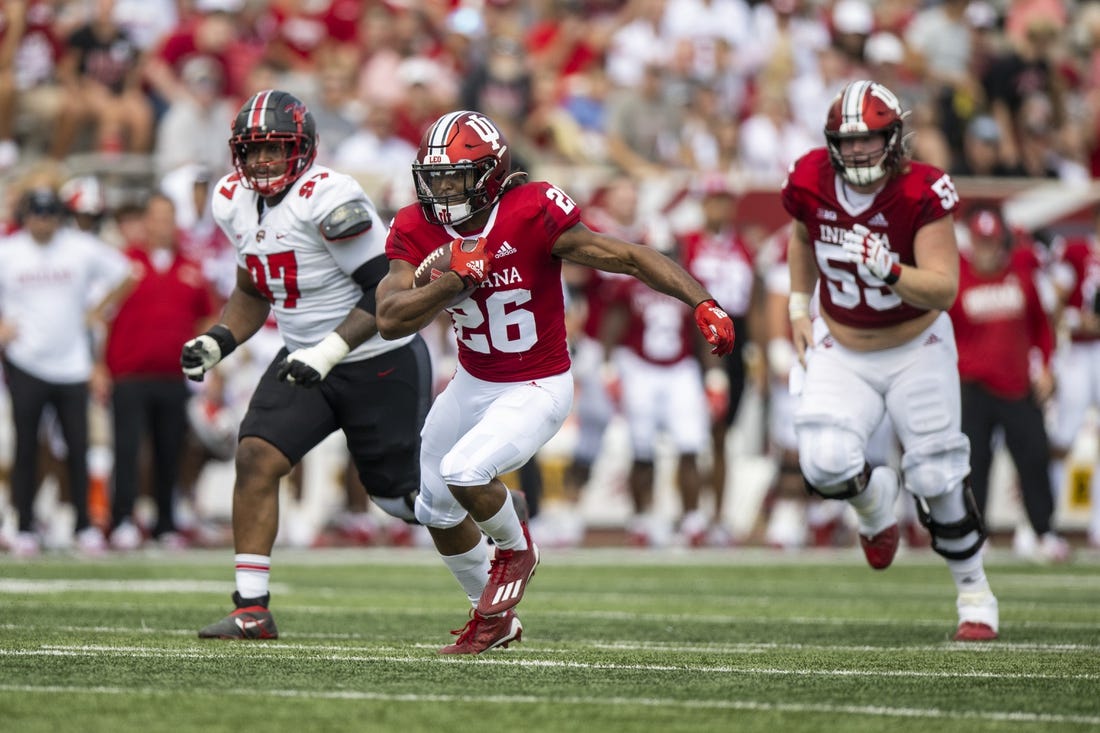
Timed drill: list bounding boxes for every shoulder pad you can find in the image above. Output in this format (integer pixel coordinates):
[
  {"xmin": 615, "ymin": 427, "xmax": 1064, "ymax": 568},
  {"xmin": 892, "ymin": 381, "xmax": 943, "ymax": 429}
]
[{"xmin": 321, "ymin": 200, "xmax": 373, "ymax": 241}]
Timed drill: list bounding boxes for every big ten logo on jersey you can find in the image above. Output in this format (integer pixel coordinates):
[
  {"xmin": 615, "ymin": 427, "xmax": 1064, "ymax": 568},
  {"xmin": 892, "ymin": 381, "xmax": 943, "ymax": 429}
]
[{"xmin": 465, "ymin": 114, "xmax": 502, "ymax": 151}]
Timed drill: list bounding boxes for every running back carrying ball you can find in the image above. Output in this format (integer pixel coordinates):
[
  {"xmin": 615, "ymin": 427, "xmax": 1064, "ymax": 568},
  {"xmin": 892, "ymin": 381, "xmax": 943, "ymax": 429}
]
[{"xmin": 413, "ymin": 237, "xmax": 486, "ymax": 305}]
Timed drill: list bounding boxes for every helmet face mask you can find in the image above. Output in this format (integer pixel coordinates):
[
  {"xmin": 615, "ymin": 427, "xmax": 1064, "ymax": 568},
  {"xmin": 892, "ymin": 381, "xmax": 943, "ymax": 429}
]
[
  {"xmin": 230, "ymin": 90, "xmax": 317, "ymax": 197},
  {"xmin": 825, "ymin": 80, "xmax": 906, "ymax": 187},
  {"xmin": 413, "ymin": 111, "xmax": 511, "ymax": 226}
]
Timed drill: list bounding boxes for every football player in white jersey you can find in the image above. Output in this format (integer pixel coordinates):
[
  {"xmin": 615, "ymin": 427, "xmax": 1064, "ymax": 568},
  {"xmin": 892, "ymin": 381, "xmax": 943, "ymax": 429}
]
[
  {"xmin": 376, "ymin": 110, "xmax": 736, "ymax": 654},
  {"xmin": 180, "ymin": 90, "xmax": 433, "ymax": 639},
  {"xmin": 784, "ymin": 80, "xmax": 999, "ymax": 641}
]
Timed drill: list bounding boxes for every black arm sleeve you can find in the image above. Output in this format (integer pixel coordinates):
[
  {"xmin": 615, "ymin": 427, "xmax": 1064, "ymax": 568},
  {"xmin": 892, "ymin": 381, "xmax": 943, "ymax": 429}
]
[{"xmin": 351, "ymin": 255, "xmax": 390, "ymax": 315}]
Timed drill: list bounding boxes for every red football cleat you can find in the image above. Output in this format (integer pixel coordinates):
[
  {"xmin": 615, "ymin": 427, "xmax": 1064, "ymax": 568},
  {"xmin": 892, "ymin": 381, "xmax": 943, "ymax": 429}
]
[
  {"xmin": 954, "ymin": 621, "xmax": 998, "ymax": 642},
  {"xmin": 477, "ymin": 524, "xmax": 540, "ymax": 616},
  {"xmin": 859, "ymin": 523, "xmax": 900, "ymax": 570},
  {"xmin": 440, "ymin": 609, "xmax": 522, "ymax": 655}
]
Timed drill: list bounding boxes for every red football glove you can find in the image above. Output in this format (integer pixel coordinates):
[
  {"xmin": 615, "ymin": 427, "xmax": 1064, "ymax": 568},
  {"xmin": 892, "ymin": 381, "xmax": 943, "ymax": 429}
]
[
  {"xmin": 694, "ymin": 299, "xmax": 735, "ymax": 356},
  {"xmin": 449, "ymin": 236, "xmax": 492, "ymax": 288}
]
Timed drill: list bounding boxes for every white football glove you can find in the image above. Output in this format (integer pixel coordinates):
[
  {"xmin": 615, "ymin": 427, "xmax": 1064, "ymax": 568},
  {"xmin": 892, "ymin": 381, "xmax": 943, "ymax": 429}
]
[
  {"xmin": 276, "ymin": 332, "xmax": 350, "ymax": 387},
  {"xmin": 180, "ymin": 325, "xmax": 236, "ymax": 382},
  {"xmin": 842, "ymin": 223, "xmax": 896, "ymax": 281}
]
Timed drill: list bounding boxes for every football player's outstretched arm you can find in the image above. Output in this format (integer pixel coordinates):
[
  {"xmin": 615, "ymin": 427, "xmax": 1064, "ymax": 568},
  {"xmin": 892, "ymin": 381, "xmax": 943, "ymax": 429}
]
[
  {"xmin": 553, "ymin": 222, "xmax": 735, "ymax": 355},
  {"xmin": 555, "ymin": 222, "xmax": 711, "ymax": 306}
]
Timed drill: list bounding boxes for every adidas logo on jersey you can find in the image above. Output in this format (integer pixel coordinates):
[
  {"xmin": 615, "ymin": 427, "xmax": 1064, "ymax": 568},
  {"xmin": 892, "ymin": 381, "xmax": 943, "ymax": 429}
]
[
  {"xmin": 496, "ymin": 241, "xmax": 518, "ymax": 258},
  {"xmin": 868, "ymin": 212, "xmax": 889, "ymax": 227},
  {"xmin": 817, "ymin": 208, "xmax": 838, "ymax": 221}
]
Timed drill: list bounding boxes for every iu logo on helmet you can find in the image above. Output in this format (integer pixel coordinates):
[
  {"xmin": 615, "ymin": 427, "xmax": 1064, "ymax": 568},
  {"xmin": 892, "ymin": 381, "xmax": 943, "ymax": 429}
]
[
  {"xmin": 464, "ymin": 115, "xmax": 502, "ymax": 151},
  {"xmin": 869, "ymin": 83, "xmax": 902, "ymax": 116}
]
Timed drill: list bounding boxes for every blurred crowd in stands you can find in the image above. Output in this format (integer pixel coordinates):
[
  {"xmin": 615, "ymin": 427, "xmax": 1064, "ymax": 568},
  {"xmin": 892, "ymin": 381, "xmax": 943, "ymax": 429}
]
[{"xmin": 0, "ymin": 0, "xmax": 1097, "ymax": 558}]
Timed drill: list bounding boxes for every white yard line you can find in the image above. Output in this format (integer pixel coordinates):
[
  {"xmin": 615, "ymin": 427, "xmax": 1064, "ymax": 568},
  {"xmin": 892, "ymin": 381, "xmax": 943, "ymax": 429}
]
[
  {"xmin": 0, "ymin": 682, "xmax": 1097, "ymax": 727},
  {"xmin": 3, "ymin": 645, "xmax": 1097, "ymax": 681},
  {"xmin": 2, "ymin": 627, "xmax": 1097, "ymax": 654}
]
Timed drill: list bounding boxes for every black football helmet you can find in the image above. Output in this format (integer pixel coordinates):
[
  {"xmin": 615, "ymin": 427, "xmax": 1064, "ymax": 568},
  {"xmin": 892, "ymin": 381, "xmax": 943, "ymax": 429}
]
[
  {"xmin": 824, "ymin": 80, "xmax": 908, "ymax": 186},
  {"xmin": 412, "ymin": 110, "xmax": 513, "ymax": 226},
  {"xmin": 230, "ymin": 89, "xmax": 317, "ymax": 197}
]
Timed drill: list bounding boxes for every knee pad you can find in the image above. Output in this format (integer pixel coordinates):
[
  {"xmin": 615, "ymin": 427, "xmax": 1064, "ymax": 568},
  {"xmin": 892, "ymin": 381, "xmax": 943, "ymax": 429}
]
[
  {"xmin": 372, "ymin": 492, "xmax": 418, "ymax": 523},
  {"xmin": 915, "ymin": 478, "xmax": 986, "ymax": 560},
  {"xmin": 901, "ymin": 433, "xmax": 970, "ymax": 498},
  {"xmin": 439, "ymin": 450, "xmax": 495, "ymax": 487},
  {"xmin": 414, "ymin": 488, "xmax": 465, "ymax": 529},
  {"xmin": 803, "ymin": 463, "xmax": 870, "ymax": 500},
  {"xmin": 795, "ymin": 415, "xmax": 866, "ymax": 496}
]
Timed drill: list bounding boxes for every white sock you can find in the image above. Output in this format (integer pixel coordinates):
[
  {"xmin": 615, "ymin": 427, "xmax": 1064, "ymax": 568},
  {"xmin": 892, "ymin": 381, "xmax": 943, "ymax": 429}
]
[
  {"xmin": 235, "ymin": 554, "xmax": 271, "ymax": 600},
  {"xmin": 441, "ymin": 540, "xmax": 491, "ymax": 605},
  {"xmin": 946, "ymin": 553, "xmax": 991, "ymax": 595},
  {"xmin": 474, "ymin": 490, "xmax": 527, "ymax": 551},
  {"xmin": 848, "ymin": 467, "xmax": 896, "ymax": 535}
]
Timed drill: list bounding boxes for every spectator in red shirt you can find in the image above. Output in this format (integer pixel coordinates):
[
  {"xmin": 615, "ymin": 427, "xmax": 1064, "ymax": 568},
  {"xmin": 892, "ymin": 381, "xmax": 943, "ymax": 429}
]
[
  {"xmin": 948, "ymin": 203, "xmax": 1068, "ymax": 562},
  {"xmin": 101, "ymin": 193, "xmax": 216, "ymax": 549}
]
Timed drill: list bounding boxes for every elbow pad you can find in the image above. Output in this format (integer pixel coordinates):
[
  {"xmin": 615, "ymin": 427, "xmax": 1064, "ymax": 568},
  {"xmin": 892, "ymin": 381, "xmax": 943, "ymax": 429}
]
[{"xmin": 321, "ymin": 200, "xmax": 374, "ymax": 241}]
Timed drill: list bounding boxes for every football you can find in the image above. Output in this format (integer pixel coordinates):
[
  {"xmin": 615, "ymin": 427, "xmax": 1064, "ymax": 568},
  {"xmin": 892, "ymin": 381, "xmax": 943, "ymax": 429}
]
[{"xmin": 413, "ymin": 240, "xmax": 477, "ymax": 305}]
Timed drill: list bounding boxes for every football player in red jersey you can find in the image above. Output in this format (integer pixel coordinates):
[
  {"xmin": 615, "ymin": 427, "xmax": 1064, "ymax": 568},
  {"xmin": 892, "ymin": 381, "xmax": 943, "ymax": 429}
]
[
  {"xmin": 376, "ymin": 110, "xmax": 735, "ymax": 654},
  {"xmin": 1047, "ymin": 206, "xmax": 1100, "ymax": 548},
  {"xmin": 784, "ymin": 80, "xmax": 999, "ymax": 641}
]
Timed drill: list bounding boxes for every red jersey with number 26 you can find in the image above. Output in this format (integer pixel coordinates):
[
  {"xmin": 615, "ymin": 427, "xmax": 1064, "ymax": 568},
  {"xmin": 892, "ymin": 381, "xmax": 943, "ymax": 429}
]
[
  {"xmin": 387, "ymin": 181, "xmax": 582, "ymax": 382},
  {"xmin": 781, "ymin": 148, "xmax": 959, "ymax": 329}
]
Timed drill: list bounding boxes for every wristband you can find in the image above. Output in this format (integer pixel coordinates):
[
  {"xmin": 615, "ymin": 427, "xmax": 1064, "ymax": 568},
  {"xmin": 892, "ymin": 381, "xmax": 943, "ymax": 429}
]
[
  {"xmin": 883, "ymin": 262, "xmax": 902, "ymax": 285},
  {"xmin": 207, "ymin": 324, "xmax": 238, "ymax": 359},
  {"xmin": 788, "ymin": 292, "xmax": 811, "ymax": 320},
  {"xmin": 313, "ymin": 332, "xmax": 352, "ymax": 366}
]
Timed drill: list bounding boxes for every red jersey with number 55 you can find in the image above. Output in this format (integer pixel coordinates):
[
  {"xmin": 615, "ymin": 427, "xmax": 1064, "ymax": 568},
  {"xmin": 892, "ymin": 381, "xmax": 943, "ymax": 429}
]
[
  {"xmin": 781, "ymin": 148, "xmax": 959, "ymax": 329},
  {"xmin": 387, "ymin": 181, "xmax": 582, "ymax": 382}
]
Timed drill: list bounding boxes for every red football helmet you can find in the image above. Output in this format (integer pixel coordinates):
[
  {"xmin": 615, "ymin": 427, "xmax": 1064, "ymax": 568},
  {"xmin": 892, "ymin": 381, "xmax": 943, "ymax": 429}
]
[
  {"xmin": 824, "ymin": 80, "xmax": 908, "ymax": 187},
  {"xmin": 412, "ymin": 111, "xmax": 513, "ymax": 226},
  {"xmin": 229, "ymin": 89, "xmax": 317, "ymax": 197}
]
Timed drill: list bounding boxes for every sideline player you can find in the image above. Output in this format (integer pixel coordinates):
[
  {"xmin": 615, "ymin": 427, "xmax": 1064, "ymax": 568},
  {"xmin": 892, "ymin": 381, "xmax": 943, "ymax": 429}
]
[
  {"xmin": 784, "ymin": 80, "xmax": 999, "ymax": 640},
  {"xmin": 181, "ymin": 90, "xmax": 432, "ymax": 639},
  {"xmin": 376, "ymin": 110, "xmax": 735, "ymax": 654}
]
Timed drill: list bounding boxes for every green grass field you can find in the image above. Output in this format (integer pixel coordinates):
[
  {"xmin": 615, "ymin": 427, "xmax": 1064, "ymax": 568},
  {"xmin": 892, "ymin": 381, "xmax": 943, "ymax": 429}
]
[{"xmin": 1, "ymin": 545, "xmax": 1097, "ymax": 733}]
